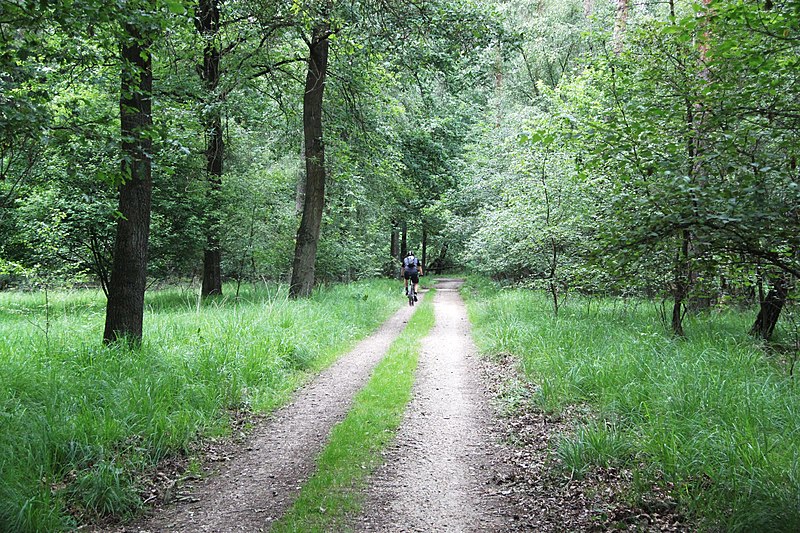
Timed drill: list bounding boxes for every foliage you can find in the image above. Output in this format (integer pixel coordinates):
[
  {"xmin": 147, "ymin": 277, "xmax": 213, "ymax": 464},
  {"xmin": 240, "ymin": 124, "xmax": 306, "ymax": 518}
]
[{"xmin": 465, "ymin": 277, "xmax": 800, "ymax": 531}]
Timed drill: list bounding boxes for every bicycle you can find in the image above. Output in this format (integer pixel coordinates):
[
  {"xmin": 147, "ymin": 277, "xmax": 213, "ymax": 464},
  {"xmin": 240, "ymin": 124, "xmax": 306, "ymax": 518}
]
[{"xmin": 407, "ymin": 281, "xmax": 416, "ymax": 307}]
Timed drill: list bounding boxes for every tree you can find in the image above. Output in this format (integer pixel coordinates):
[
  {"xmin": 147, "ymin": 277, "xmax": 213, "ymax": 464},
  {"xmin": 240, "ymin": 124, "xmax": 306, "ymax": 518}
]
[
  {"xmin": 103, "ymin": 7, "xmax": 156, "ymax": 343},
  {"xmin": 196, "ymin": 0, "xmax": 225, "ymax": 297},
  {"xmin": 290, "ymin": 1, "xmax": 332, "ymax": 298}
]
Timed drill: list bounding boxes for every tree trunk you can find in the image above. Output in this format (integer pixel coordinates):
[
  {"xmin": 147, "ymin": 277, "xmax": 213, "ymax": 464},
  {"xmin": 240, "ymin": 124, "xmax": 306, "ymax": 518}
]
[
  {"xmin": 612, "ymin": 0, "xmax": 629, "ymax": 54},
  {"xmin": 430, "ymin": 243, "xmax": 448, "ymax": 274},
  {"xmin": 549, "ymin": 237, "xmax": 559, "ymax": 316},
  {"xmin": 198, "ymin": 0, "xmax": 223, "ymax": 297},
  {"xmin": 400, "ymin": 220, "xmax": 407, "ymax": 260},
  {"xmin": 289, "ymin": 16, "xmax": 330, "ymax": 298},
  {"xmin": 103, "ymin": 22, "xmax": 153, "ymax": 344},
  {"xmin": 494, "ymin": 42, "xmax": 503, "ymax": 127},
  {"xmin": 679, "ymin": 0, "xmax": 713, "ymax": 318},
  {"xmin": 671, "ymin": 230, "xmax": 691, "ymax": 337},
  {"xmin": 390, "ymin": 222, "xmax": 399, "ymax": 275},
  {"xmin": 750, "ymin": 273, "xmax": 790, "ymax": 341},
  {"xmin": 421, "ymin": 224, "xmax": 428, "ymax": 271},
  {"xmin": 295, "ymin": 137, "xmax": 306, "ymax": 215}
]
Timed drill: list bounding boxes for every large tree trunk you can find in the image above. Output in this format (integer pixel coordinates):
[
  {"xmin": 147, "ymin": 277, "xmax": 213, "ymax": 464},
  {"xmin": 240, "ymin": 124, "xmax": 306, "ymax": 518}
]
[
  {"xmin": 103, "ymin": 22, "xmax": 153, "ymax": 344},
  {"xmin": 198, "ymin": 0, "xmax": 223, "ymax": 297},
  {"xmin": 289, "ymin": 17, "xmax": 330, "ymax": 298},
  {"xmin": 750, "ymin": 273, "xmax": 791, "ymax": 340}
]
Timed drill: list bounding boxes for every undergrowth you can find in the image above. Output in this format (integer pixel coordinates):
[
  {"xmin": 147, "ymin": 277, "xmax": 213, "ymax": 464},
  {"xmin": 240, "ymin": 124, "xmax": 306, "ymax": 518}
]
[
  {"xmin": 463, "ymin": 276, "xmax": 800, "ymax": 532},
  {"xmin": 0, "ymin": 279, "xmax": 402, "ymax": 532}
]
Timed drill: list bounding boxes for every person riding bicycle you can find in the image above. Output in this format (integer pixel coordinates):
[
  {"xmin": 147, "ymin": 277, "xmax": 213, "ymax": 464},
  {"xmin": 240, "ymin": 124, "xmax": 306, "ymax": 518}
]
[{"xmin": 402, "ymin": 251, "xmax": 422, "ymax": 301}]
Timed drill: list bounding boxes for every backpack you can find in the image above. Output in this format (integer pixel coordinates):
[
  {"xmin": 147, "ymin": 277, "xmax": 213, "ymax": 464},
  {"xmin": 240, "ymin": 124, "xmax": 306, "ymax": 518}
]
[{"xmin": 404, "ymin": 255, "xmax": 417, "ymax": 270}]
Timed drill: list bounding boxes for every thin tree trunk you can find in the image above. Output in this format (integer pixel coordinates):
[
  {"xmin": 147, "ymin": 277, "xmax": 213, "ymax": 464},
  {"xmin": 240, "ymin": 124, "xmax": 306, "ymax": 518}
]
[
  {"xmin": 750, "ymin": 273, "xmax": 791, "ymax": 340},
  {"xmin": 389, "ymin": 222, "xmax": 399, "ymax": 276},
  {"xmin": 400, "ymin": 220, "xmax": 407, "ymax": 260},
  {"xmin": 684, "ymin": 0, "xmax": 713, "ymax": 312},
  {"xmin": 431, "ymin": 243, "xmax": 448, "ymax": 274},
  {"xmin": 671, "ymin": 230, "xmax": 691, "ymax": 336},
  {"xmin": 421, "ymin": 225, "xmax": 428, "ymax": 271},
  {"xmin": 494, "ymin": 42, "xmax": 503, "ymax": 127},
  {"xmin": 390, "ymin": 222, "xmax": 399, "ymax": 258},
  {"xmin": 198, "ymin": 0, "xmax": 223, "ymax": 297},
  {"xmin": 103, "ymin": 21, "xmax": 153, "ymax": 344},
  {"xmin": 612, "ymin": 0, "xmax": 630, "ymax": 54},
  {"xmin": 295, "ymin": 137, "xmax": 306, "ymax": 215},
  {"xmin": 550, "ymin": 236, "xmax": 559, "ymax": 316},
  {"xmin": 290, "ymin": 15, "xmax": 330, "ymax": 298}
]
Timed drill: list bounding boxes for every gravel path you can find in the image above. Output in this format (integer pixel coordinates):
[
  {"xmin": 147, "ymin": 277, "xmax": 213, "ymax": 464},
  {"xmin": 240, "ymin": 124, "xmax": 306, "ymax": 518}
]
[
  {"xmin": 355, "ymin": 279, "xmax": 518, "ymax": 532},
  {"xmin": 119, "ymin": 302, "xmax": 418, "ymax": 533}
]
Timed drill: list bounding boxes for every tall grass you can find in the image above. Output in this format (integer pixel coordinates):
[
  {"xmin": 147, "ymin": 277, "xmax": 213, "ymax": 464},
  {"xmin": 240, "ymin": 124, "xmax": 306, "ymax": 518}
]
[
  {"xmin": 463, "ymin": 277, "xmax": 800, "ymax": 532},
  {"xmin": 0, "ymin": 280, "xmax": 402, "ymax": 532}
]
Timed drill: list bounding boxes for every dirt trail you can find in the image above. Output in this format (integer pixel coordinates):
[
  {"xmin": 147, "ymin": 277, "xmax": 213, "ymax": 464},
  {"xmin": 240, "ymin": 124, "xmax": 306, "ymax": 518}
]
[
  {"xmin": 356, "ymin": 279, "xmax": 517, "ymax": 532},
  {"xmin": 120, "ymin": 302, "xmax": 419, "ymax": 533}
]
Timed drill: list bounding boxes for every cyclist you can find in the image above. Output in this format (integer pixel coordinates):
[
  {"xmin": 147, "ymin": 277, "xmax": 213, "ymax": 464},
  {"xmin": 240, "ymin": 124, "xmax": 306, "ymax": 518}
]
[{"xmin": 402, "ymin": 251, "xmax": 422, "ymax": 301}]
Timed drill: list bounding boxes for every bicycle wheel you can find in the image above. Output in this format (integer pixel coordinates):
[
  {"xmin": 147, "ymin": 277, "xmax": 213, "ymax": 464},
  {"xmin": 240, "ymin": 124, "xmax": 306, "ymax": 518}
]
[{"xmin": 408, "ymin": 285, "xmax": 415, "ymax": 306}]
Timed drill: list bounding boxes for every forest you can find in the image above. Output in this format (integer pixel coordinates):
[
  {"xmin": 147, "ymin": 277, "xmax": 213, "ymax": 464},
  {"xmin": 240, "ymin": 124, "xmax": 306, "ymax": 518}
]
[{"xmin": 1, "ymin": 0, "xmax": 799, "ymax": 531}]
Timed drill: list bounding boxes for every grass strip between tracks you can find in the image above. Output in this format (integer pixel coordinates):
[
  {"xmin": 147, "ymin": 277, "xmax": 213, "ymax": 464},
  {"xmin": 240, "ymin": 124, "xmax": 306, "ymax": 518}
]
[{"xmin": 272, "ymin": 290, "xmax": 435, "ymax": 532}]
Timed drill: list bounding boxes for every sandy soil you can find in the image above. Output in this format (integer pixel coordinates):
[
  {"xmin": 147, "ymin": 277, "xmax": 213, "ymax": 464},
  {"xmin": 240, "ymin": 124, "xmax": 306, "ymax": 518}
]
[
  {"xmin": 116, "ymin": 301, "xmax": 419, "ymax": 533},
  {"xmin": 355, "ymin": 279, "xmax": 520, "ymax": 532}
]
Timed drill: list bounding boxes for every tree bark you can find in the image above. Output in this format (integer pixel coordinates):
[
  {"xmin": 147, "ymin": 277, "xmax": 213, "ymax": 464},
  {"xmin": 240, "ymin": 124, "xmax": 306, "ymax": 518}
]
[
  {"xmin": 671, "ymin": 230, "xmax": 691, "ymax": 337},
  {"xmin": 198, "ymin": 0, "xmax": 224, "ymax": 297},
  {"xmin": 430, "ymin": 243, "xmax": 448, "ymax": 274},
  {"xmin": 494, "ymin": 42, "xmax": 503, "ymax": 127},
  {"xmin": 289, "ymin": 16, "xmax": 330, "ymax": 298},
  {"xmin": 750, "ymin": 273, "xmax": 791, "ymax": 340},
  {"xmin": 388, "ymin": 222, "xmax": 399, "ymax": 277},
  {"xmin": 400, "ymin": 220, "xmax": 407, "ymax": 260},
  {"xmin": 421, "ymin": 224, "xmax": 428, "ymax": 271},
  {"xmin": 612, "ymin": 0, "xmax": 629, "ymax": 54},
  {"xmin": 103, "ymin": 22, "xmax": 153, "ymax": 344},
  {"xmin": 295, "ymin": 137, "xmax": 306, "ymax": 215}
]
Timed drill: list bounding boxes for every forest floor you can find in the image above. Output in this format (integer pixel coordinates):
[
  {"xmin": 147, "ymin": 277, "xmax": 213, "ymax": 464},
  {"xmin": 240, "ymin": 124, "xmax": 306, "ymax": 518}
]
[{"xmin": 111, "ymin": 279, "xmax": 687, "ymax": 532}]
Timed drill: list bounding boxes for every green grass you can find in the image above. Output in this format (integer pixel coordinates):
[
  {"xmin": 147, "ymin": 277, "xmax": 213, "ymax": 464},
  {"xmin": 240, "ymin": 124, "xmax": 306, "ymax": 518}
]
[
  {"xmin": 272, "ymin": 291, "xmax": 435, "ymax": 532},
  {"xmin": 0, "ymin": 279, "xmax": 403, "ymax": 532},
  {"xmin": 462, "ymin": 276, "xmax": 800, "ymax": 532}
]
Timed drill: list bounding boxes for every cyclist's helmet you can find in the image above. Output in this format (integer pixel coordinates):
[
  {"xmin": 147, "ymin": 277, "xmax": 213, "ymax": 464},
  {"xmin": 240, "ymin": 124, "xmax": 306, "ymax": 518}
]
[{"xmin": 407, "ymin": 251, "xmax": 415, "ymax": 257}]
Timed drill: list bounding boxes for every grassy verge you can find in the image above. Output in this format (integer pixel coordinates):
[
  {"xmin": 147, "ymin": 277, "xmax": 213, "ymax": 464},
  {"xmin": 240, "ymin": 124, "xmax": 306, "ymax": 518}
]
[
  {"xmin": 272, "ymin": 291, "xmax": 435, "ymax": 532},
  {"xmin": 0, "ymin": 279, "xmax": 403, "ymax": 532},
  {"xmin": 462, "ymin": 276, "xmax": 800, "ymax": 532}
]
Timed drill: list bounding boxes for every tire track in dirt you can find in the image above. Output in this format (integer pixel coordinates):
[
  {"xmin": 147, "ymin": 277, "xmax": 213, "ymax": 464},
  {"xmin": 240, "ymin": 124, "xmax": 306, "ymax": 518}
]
[
  {"xmin": 356, "ymin": 279, "xmax": 516, "ymax": 532},
  {"xmin": 119, "ymin": 301, "xmax": 419, "ymax": 533}
]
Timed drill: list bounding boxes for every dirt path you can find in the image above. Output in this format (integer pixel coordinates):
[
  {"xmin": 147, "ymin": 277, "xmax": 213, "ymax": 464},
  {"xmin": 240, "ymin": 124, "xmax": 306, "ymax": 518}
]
[
  {"xmin": 355, "ymin": 279, "xmax": 517, "ymax": 532},
  {"xmin": 120, "ymin": 302, "xmax": 419, "ymax": 533}
]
